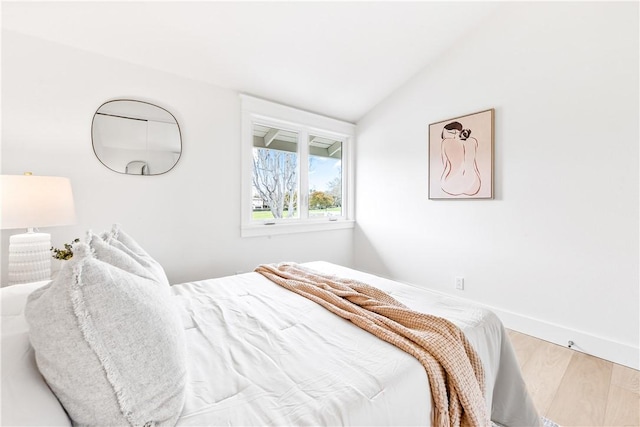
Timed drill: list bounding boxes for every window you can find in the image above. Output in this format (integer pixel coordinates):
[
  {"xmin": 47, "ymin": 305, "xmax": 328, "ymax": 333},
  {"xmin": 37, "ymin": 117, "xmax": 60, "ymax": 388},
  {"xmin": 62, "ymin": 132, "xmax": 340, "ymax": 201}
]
[
  {"xmin": 241, "ymin": 95, "xmax": 354, "ymax": 237},
  {"xmin": 308, "ymin": 135, "xmax": 342, "ymax": 218},
  {"xmin": 252, "ymin": 125, "xmax": 299, "ymax": 221}
]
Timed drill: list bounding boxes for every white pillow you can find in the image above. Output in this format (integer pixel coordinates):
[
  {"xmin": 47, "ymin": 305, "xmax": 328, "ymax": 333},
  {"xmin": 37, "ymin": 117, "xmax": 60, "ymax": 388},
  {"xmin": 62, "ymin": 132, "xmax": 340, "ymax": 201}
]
[
  {"xmin": 25, "ymin": 243, "xmax": 186, "ymax": 426},
  {"xmin": 1, "ymin": 330, "xmax": 71, "ymax": 426},
  {"xmin": 101, "ymin": 224, "xmax": 170, "ymax": 286},
  {"xmin": 1, "ymin": 281, "xmax": 51, "ymax": 318},
  {"xmin": 2, "ymin": 282, "xmax": 71, "ymax": 426}
]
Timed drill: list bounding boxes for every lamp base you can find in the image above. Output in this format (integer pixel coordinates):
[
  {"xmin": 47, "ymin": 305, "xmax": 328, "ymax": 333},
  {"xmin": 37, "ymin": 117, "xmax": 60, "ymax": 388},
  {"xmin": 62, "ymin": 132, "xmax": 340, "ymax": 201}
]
[{"xmin": 8, "ymin": 232, "xmax": 52, "ymax": 285}]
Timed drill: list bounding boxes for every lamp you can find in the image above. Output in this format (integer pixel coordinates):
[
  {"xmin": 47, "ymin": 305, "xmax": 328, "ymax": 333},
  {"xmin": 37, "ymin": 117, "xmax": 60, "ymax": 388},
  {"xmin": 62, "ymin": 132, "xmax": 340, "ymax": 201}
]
[{"xmin": 1, "ymin": 173, "xmax": 76, "ymax": 285}]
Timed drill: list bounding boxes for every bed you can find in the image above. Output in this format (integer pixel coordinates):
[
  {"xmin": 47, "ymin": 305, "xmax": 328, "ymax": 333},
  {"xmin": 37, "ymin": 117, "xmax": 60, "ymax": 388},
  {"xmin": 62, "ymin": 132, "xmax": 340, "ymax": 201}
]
[{"xmin": 1, "ymin": 227, "xmax": 540, "ymax": 427}]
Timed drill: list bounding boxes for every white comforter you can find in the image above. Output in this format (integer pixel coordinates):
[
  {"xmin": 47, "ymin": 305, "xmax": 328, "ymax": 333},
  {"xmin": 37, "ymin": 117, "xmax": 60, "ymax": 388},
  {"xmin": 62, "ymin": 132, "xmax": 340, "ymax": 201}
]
[{"xmin": 172, "ymin": 261, "xmax": 539, "ymax": 426}]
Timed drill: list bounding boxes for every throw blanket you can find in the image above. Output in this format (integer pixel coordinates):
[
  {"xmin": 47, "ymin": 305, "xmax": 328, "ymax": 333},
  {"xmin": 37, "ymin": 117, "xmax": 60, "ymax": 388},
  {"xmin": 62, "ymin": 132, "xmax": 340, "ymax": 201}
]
[{"xmin": 255, "ymin": 263, "xmax": 490, "ymax": 427}]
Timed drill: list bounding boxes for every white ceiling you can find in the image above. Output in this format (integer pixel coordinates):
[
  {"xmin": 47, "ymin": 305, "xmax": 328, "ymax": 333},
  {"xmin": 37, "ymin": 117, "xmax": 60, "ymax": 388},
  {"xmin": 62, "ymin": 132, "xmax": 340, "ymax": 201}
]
[{"xmin": 2, "ymin": 1, "xmax": 501, "ymax": 123}]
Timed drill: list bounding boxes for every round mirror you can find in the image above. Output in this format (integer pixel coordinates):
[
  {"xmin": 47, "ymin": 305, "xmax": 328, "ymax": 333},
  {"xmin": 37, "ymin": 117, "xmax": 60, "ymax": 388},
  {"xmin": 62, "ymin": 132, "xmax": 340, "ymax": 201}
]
[{"xmin": 91, "ymin": 99, "xmax": 182, "ymax": 175}]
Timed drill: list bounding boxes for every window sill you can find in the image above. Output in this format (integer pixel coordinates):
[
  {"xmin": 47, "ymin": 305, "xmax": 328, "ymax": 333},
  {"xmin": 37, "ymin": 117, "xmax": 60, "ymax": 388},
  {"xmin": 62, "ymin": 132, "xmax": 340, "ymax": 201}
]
[{"xmin": 241, "ymin": 219, "xmax": 355, "ymax": 237}]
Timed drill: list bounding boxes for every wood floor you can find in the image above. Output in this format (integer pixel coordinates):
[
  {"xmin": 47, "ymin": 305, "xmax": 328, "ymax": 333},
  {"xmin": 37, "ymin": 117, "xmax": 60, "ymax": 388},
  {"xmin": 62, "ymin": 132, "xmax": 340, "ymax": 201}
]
[{"xmin": 507, "ymin": 329, "xmax": 639, "ymax": 427}]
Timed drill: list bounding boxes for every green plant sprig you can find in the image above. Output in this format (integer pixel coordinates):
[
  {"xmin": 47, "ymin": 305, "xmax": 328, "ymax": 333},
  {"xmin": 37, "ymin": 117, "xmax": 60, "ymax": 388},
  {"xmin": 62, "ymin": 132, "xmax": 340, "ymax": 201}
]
[{"xmin": 51, "ymin": 238, "xmax": 81, "ymax": 260}]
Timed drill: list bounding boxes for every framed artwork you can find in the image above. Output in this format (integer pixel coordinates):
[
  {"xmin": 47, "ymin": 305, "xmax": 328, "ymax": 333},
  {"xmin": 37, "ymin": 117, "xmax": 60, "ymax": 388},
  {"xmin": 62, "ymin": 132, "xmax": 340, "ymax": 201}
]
[{"xmin": 428, "ymin": 108, "xmax": 494, "ymax": 199}]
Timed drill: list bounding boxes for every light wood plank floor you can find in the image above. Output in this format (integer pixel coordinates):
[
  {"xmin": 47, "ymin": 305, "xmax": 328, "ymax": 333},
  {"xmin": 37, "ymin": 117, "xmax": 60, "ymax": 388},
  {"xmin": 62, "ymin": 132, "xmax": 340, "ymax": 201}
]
[{"xmin": 507, "ymin": 329, "xmax": 639, "ymax": 427}]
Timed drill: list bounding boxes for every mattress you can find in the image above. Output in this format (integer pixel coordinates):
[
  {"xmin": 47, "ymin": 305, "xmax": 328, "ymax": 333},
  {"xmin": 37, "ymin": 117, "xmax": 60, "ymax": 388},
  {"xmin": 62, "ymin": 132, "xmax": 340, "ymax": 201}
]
[{"xmin": 172, "ymin": 261, "xmax": 539, "ymax": 426}]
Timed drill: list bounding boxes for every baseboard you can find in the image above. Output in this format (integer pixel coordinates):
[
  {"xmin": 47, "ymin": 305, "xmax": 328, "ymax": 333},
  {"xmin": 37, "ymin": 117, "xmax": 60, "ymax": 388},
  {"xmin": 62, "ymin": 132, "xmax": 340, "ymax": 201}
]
[
  {"xmin": 406, "ymin": 285, "xmax": 640, "ymax": 370},
  {"xmin": 488, "ymin": 305, "xmax": 639, "ymax": 370}
]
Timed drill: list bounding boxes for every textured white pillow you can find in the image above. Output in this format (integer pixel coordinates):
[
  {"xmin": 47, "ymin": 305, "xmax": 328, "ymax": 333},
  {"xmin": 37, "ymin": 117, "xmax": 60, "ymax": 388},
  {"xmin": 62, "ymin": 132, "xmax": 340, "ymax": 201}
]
[
  {"xmin": 87, "ymin": 230, "xmax": 161, "ymax": 286},
  {"xmin": 25, "ymin": 243, "xmax": 186, "ymax": 426},
  {"xmin": 101, "ymin": 224, "xmax": 170, "ymax": 286}
]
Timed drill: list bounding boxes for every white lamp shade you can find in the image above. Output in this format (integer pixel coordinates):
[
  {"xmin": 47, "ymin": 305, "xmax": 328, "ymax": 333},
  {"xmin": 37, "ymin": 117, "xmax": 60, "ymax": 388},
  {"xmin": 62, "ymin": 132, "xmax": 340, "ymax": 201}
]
[{"xmin": 1, "ymin": 175, "xmax": 77, "ymax": 230}]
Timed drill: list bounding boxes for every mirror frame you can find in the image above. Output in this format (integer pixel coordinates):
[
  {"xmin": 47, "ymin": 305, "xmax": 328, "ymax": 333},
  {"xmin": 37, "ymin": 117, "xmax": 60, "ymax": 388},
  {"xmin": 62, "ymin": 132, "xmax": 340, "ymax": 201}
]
[{"xmin": 91, "ymin": 99, "xmax": 182, "ymax": 176}]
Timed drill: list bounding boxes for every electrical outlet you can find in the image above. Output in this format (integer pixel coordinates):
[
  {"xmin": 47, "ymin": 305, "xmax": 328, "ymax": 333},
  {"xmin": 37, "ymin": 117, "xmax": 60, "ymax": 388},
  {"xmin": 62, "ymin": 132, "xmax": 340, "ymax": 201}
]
[{"xmin": 455, "ymin": 277, "xmax": 464, "ymax": 290}]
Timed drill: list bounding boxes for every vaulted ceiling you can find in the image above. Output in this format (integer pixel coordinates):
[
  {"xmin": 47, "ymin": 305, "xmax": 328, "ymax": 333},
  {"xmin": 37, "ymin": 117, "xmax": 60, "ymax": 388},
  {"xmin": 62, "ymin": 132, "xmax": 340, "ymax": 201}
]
[{"xmin": 2, "ymin": 2, "xmax": 501, "ymax": 123}]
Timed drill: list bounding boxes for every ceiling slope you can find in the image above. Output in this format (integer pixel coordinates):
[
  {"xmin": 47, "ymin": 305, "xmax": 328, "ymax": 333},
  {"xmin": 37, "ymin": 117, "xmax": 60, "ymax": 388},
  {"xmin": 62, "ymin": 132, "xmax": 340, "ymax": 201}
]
[{"xmin": 2, "ymin": 1, "xmax": 501, "ymax": 122}]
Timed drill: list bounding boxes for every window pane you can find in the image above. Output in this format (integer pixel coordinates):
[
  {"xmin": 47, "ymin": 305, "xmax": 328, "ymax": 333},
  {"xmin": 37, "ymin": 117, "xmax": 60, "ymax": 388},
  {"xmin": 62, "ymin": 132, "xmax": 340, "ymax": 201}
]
[
  {"xmin": 252, "ymin": 125, "xmax": 299, "ymax": 220},
  {"xmin": 309, "ymin": 135, "xmax": 342, "ymax": 218}
]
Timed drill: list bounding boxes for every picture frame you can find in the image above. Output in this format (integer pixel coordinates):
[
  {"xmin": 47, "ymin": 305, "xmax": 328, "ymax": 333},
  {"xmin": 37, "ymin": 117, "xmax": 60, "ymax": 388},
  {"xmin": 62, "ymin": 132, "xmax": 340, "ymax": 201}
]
[{"xmin": 428, "ymin": 108, "xmax": 494, "ymax": 199}]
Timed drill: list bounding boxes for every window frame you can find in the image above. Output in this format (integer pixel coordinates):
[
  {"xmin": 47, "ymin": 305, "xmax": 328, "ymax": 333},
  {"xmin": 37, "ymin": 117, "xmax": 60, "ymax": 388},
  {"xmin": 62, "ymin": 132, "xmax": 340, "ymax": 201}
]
[{"xmin": 240, "ymin": 95, "xmax": 355, "ymax": 237}]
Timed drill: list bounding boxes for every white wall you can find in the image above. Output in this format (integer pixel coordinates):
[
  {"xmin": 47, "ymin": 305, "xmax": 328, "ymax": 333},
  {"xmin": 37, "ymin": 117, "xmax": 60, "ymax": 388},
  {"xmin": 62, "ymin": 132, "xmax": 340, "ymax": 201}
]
[
  {"xmin": 1, "ymin": 31, "xmax": 354, "ymax": 285},
  {"xmin": 354, "ymin": 2, "xmax": 639, "ymax": 368}
]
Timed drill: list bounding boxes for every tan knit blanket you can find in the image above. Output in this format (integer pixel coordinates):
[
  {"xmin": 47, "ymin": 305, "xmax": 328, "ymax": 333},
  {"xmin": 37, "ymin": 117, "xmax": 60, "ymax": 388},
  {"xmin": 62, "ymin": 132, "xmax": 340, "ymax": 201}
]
[{"xmin": 255, "ymin": 263, "xmax": 489, "ymax": 427}]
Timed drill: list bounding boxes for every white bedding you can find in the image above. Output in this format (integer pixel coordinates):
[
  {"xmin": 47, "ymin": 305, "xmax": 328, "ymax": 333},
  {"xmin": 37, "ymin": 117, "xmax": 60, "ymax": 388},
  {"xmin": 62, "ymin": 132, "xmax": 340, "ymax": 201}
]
[
  {"xmin": 173, "ymin": 261, "xmax": 539, "ymax": 426},
  {"xmin": 1, "ymin": 261, "xmax": 539, "ymax": 426}
]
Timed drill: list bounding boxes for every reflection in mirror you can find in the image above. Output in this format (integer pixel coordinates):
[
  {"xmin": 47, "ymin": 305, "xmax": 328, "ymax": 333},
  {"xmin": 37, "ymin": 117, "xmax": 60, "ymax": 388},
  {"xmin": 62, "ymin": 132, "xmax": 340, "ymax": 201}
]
[
  {"xmin": 125, "ymin": 160, "xmax": 149, "ymax": 175},
  {"xmin": 92, "ymin": 100, "xmax": 181, "ymax": 175}
]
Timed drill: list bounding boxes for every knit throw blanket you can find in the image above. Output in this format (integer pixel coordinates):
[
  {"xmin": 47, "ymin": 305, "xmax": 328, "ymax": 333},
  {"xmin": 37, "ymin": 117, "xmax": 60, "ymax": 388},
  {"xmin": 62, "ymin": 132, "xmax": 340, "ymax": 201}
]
[{"xmin": 255, "ymin": 263, "xmax": 490, "ymax": 427}]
